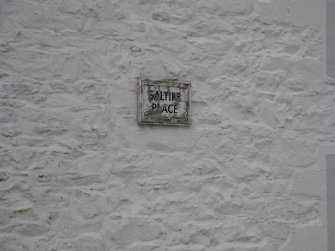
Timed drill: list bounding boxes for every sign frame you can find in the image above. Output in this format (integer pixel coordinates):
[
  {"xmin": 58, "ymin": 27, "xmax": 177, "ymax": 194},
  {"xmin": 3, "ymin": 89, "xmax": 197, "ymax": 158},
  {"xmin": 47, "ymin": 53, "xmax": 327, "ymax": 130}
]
[{"xmin": 137, "ymin": 79, "xmax": 192, "ymax": 126}]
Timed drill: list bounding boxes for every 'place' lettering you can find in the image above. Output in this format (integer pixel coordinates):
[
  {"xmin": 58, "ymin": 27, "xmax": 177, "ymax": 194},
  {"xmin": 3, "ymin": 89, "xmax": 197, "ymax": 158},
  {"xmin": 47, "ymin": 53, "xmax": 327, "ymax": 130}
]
[{"xmin": 152, "ymin": 103, "xmax": 178, "ymax": 114}]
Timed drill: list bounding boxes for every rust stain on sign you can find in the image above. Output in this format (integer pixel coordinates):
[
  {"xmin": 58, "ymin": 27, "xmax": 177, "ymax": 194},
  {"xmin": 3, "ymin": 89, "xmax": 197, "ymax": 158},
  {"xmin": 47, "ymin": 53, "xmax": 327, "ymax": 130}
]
[{"xmin": 137, "ymin": 79, "xmax": 191, "ymax": 126}]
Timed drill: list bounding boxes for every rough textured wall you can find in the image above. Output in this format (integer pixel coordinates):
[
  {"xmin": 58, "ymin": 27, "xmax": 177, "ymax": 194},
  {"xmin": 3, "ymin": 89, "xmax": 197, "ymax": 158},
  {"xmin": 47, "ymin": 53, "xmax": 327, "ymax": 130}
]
[{"xmin": 0, "ymin": 0, "xmax": 332, "ymax": 250}]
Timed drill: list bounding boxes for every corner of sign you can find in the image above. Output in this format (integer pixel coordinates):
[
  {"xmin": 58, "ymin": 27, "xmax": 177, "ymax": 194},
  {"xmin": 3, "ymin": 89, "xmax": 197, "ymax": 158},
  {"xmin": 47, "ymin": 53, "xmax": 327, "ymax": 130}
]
[{"xmin": 136, "ymin": 78, "xmax": 142, "ymax": 85}]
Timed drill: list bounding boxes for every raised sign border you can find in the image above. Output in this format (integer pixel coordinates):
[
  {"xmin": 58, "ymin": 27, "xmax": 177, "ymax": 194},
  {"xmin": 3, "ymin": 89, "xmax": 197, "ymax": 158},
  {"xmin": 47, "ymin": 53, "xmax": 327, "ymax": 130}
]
[{"xmin": 137, "ymin": 79, "xmax": 192, "ymax": 126}]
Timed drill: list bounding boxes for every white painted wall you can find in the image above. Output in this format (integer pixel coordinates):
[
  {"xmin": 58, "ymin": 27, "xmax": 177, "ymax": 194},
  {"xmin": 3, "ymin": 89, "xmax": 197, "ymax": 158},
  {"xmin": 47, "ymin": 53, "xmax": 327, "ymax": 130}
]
[{"xmin": 0, "ymin": 0, "xmax": 332, "ymax": 250}]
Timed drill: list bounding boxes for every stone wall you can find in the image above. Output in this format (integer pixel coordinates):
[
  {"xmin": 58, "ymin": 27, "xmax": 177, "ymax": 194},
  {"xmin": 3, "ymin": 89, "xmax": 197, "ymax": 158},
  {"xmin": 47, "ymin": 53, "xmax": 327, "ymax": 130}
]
[{"xmin": 0, "ymin": 0, "xmax": 332, "ymax": 250}]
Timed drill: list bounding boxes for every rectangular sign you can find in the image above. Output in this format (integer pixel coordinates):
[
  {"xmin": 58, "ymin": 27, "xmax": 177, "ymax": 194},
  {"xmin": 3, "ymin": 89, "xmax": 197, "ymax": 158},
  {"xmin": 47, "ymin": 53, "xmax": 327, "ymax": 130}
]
[{"xmin": 137, "ymin": 79, "xmax": 191, "ymax": 126}]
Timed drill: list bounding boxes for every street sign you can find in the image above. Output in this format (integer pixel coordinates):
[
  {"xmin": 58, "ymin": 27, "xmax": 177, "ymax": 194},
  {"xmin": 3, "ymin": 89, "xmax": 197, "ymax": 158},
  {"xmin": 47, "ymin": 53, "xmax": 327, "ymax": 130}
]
[{"xmin": 137, "ymin": 79, "xmax": 191, "ymax": 126}]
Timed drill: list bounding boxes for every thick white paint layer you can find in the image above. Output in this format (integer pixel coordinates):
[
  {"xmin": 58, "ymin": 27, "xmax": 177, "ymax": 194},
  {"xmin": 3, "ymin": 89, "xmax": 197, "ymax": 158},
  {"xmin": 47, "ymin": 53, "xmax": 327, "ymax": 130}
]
[{"xmin": 0, "ymin": 0, "xmax": 332, "ymax": 250}]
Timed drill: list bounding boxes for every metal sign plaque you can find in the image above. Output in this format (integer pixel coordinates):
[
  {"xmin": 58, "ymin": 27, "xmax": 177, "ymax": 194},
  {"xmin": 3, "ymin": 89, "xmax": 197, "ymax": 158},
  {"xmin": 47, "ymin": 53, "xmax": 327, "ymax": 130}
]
[{"xmin": 137, "ymin": 79, "xmax": 191, "ymax": 126}]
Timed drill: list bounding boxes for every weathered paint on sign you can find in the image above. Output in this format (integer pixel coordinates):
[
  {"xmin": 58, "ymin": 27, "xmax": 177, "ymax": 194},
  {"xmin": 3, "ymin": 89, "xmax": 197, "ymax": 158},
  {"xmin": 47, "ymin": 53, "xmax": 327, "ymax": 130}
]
[{"xmin": 137, "ymin": 79, "xmax": 191, "ymax": 126}]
